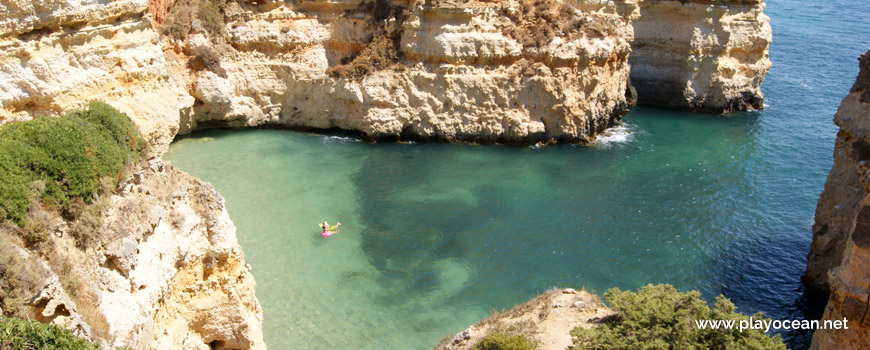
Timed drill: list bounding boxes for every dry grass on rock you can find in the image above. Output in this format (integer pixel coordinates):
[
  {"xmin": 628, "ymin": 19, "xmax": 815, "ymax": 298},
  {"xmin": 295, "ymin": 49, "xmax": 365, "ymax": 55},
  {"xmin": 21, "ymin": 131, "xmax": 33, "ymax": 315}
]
[
  {"xmin": 503, "ymin": 0, "xmax": 588, "ymax": 48},
  {"xmin": 0, "ymin": 230, "xmax": 47, "ymax": 317},
  {"xmin": 327, "ymin": 34, "xmax": 401, "ymax": 80}
]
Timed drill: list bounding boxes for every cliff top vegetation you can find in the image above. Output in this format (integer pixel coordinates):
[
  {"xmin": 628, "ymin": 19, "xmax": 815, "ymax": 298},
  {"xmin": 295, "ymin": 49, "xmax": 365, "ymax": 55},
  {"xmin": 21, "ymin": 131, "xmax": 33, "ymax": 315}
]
[
  {"xmin": 0, "ymin": 315, "xmax": 99, "ymax": 350},
  {"xmin": 571, "ymin": 284, "xmax": 788, "ymax": 350},
  {"xmin": 0, "ymin": 101, "xmax": 144, "ymax": 228},
  {"xmin": 0, "ymin": 102, "xmax": 146, "ymax": 346}
]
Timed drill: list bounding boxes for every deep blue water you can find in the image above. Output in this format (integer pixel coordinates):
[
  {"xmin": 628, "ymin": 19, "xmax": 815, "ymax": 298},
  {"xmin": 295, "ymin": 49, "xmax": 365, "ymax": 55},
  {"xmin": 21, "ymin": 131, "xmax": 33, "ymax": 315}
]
[{"xmin": 164, "ymin": 1, "xmax": 870, "ymax": 349}]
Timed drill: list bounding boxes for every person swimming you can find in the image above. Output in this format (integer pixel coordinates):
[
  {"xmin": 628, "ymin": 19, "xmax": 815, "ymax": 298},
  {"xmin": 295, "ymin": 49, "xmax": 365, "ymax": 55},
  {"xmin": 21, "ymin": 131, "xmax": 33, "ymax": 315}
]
[{"xmin": 320, "ymin": 221, "xmax": 341, "ymax": 237}]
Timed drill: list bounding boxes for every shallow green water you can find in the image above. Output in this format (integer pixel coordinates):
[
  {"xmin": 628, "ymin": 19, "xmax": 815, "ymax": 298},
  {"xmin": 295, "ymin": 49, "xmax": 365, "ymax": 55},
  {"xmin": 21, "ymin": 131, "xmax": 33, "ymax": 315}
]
[
  {"xmin": 164, "ymin": 113, "xmax": 774, "ymax": 349},
  {"xmin": 165, "ymin": 1, "xmax": 870, "ymax": 348}
]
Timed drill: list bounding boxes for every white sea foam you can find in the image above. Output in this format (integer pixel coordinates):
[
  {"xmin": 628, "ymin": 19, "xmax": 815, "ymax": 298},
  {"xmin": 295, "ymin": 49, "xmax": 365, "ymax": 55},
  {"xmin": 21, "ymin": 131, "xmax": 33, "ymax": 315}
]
[
  {"xmin": 322, "ymin": 135, "xmax": 362, "ymax": 143},
  {"xmin": 592, "ymin": 124, "xmax": 633, "ymax": 148}
]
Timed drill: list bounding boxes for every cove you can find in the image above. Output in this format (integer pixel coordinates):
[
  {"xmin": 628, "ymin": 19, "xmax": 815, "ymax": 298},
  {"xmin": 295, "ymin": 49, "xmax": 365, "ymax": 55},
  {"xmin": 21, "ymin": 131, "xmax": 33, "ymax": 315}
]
[
  {"xmin": 164, "ymin": 111, "xmax": 814, "ymax": 350},
  {"xmin": 164, "ymin": 0, "xmax": 870, "ymax": 349}
]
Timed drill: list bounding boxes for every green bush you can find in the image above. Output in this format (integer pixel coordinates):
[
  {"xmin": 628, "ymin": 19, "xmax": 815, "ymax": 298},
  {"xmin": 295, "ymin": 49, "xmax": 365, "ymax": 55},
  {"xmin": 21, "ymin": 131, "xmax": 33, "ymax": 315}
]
[
  {"xmin": 472, "ymin": 333, "xmax": 537, "ymax": 350},
  {"xmin": 571, "ymin": 284, "xmax": 787, "ymax": 350},
  {"xmin": 0, "ymin": 315, "xmax": 98, "ymax": 350},
  {"xmin": 0, "ymin": 102, "xmax": 143, "ymax": 226}
]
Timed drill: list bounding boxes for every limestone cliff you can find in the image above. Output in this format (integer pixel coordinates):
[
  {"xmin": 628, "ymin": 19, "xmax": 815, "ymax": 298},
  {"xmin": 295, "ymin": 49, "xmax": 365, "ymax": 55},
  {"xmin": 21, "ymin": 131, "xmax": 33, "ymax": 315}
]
[
  {"xmin": 808, "ymin": 50, "xmax": 870, "ymax": 349},
  {"xmin": 0, "ymin": 159, "xmax": 265, "ymax": 349},
  {"xmin": 0, "ymin": 4, "xmax": 262, "ymax": 347},
  {"xmin": 99, "ymin": 160, "xmax": 264, "ymax": 349},
  {"xmin": 628, "ymin": 0, "xmax": 772, "ymax": 112},
  {"xmin": 164, "ymin": 0, "xmax": 635, "ymax": 144},
  {"xmin": 169, "ymin": 0, "xmax": 772, "ymax": 140},
  {"xmin": 0, "ymin": 0, "xmax": 772, "ymax": 153},
  {"xmin": 0, "ymin": 0, "xmax": 193, "ymax": 154}
]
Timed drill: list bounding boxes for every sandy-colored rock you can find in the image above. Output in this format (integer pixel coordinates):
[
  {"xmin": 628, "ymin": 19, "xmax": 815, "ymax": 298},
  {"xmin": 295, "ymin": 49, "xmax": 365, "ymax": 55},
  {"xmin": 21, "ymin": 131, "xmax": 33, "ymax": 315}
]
[
  {"xmin": 0, "ymin": 0, "xmax": 193, "ymax": 154},
  {"xmin": 0, "ymin": 0, "xmax": 773, "ymax": 154},
  {"xmin": 96, "ymin": 160, "xmax": 264, "ymax": 350},
  {"xmin": 0, "ymin": 0, "xmax": 146, "ymax": 37},
  {"xmin": 29, "ymin": 270, "xmax": 93, "ymax": 339},
  {"xmin": 629, "ymin": 0, "xmax": 772, "ymax": 112},
  {"xmin": 434, "ymin": 288, "xmax": 614, "ymax": 350},
  {"xmin": 12, "ymin": 246, "xmax": 93, "ymax": 339},
  {"xmin": 0, "ymin": 160, "xmax": 264, "ymax": 350},
  {"xmin": 808, "ymin": 50, "xmax": 870, "ymax": 350},
  {"xmin": 175, "ymin": 0, "xmax": 635, "ymax": 144}
]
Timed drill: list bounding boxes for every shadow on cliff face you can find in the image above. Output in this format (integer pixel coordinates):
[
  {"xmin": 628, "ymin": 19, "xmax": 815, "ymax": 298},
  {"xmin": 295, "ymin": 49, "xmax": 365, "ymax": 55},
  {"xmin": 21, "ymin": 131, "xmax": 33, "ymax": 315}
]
[{"xmin": 628, "ymin": 2, "xmax": 766, "ymax": 113}]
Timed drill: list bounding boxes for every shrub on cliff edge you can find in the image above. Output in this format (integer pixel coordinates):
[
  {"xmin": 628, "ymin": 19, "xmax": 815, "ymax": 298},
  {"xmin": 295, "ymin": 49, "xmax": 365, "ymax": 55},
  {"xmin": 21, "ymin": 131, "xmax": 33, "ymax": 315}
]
[
  {"xmin": 571, "ymin": 284, "xmax": 787, "ymax": 350},
  {"xmin": 0, "ymin": 315, "xmax": 99, "ymax": 350},
  {"xmin": 472, "ymin": 333, "xmax": 537, "ymax": 350},
  {"xmin": 0, "ymin": 102, "xmax": 143, "ymax": 227}
]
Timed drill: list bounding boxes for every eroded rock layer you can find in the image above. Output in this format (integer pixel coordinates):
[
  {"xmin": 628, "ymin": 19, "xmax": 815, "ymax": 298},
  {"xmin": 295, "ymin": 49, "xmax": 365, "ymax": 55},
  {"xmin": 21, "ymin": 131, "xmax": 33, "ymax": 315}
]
[
  {"xmin": 808, "ymin": 50, "xmax": 870, "ymax": 349},
  {"xmin": 434, "ymin": 288, "xmax": 613, "ymax": 350},
  {"xmin": 169, "ymin": 0, "xmax": 635, "ymax": 144},
  {"xmin": 0, "ymin": 160, "xmax": 265, "ymax": 349},
  {"xmin": 629, "ymin": 0, "xmax": 772, "ymax": 112},
  {"xmin": 101, "ymin": 160, "xmax": 264, "ymax": 349},
  {"xmin": 0, "ymin": 0, "xmax": 193, "ymax": 154},
  {"xmin": 0, "ymin": 0, "xmax": 774, "ymax": 154}
]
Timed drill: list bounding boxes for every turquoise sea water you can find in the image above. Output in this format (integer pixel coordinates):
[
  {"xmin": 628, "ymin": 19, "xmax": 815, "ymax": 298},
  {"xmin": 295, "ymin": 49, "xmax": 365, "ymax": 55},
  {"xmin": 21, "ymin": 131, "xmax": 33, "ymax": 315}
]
[{"xmin": 164, "ymin": 1, "xmax": 870, "ymax": 349}]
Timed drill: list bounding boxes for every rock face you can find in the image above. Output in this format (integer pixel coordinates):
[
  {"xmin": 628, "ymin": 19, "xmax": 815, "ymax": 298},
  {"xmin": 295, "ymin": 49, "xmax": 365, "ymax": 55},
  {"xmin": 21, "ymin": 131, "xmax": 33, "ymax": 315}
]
[
  {"xmin": 628, "ymin": 0, "xmax": 772, "ymax": 112},
  {"xmin": 808, "ymin": 50, "xmax": 870, "ymax": 349},
  {"xmin": 0, "ymin": 0, "xmax": 193, "ymax": 154},
  {"xmin": 434, "ymin": 288, "xmax": 614, "ymax": 350},
  {"xmin": 0, "ymin": 0, "xmax": 773, "ymax": 153},
  {"xmin": 99, "ymin": 160, "xmax": 264, "ymax": 349},
  {"xmin": 3, "ymin": 160, "xmax": 265, "ymax": 349},
  {"xmin": 0, "ymin": 5, "xmax": 262, "ymax": 347},
  {"xmin": 168, "ymin": 0, "xmax": 636, "ymax": 144}
]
